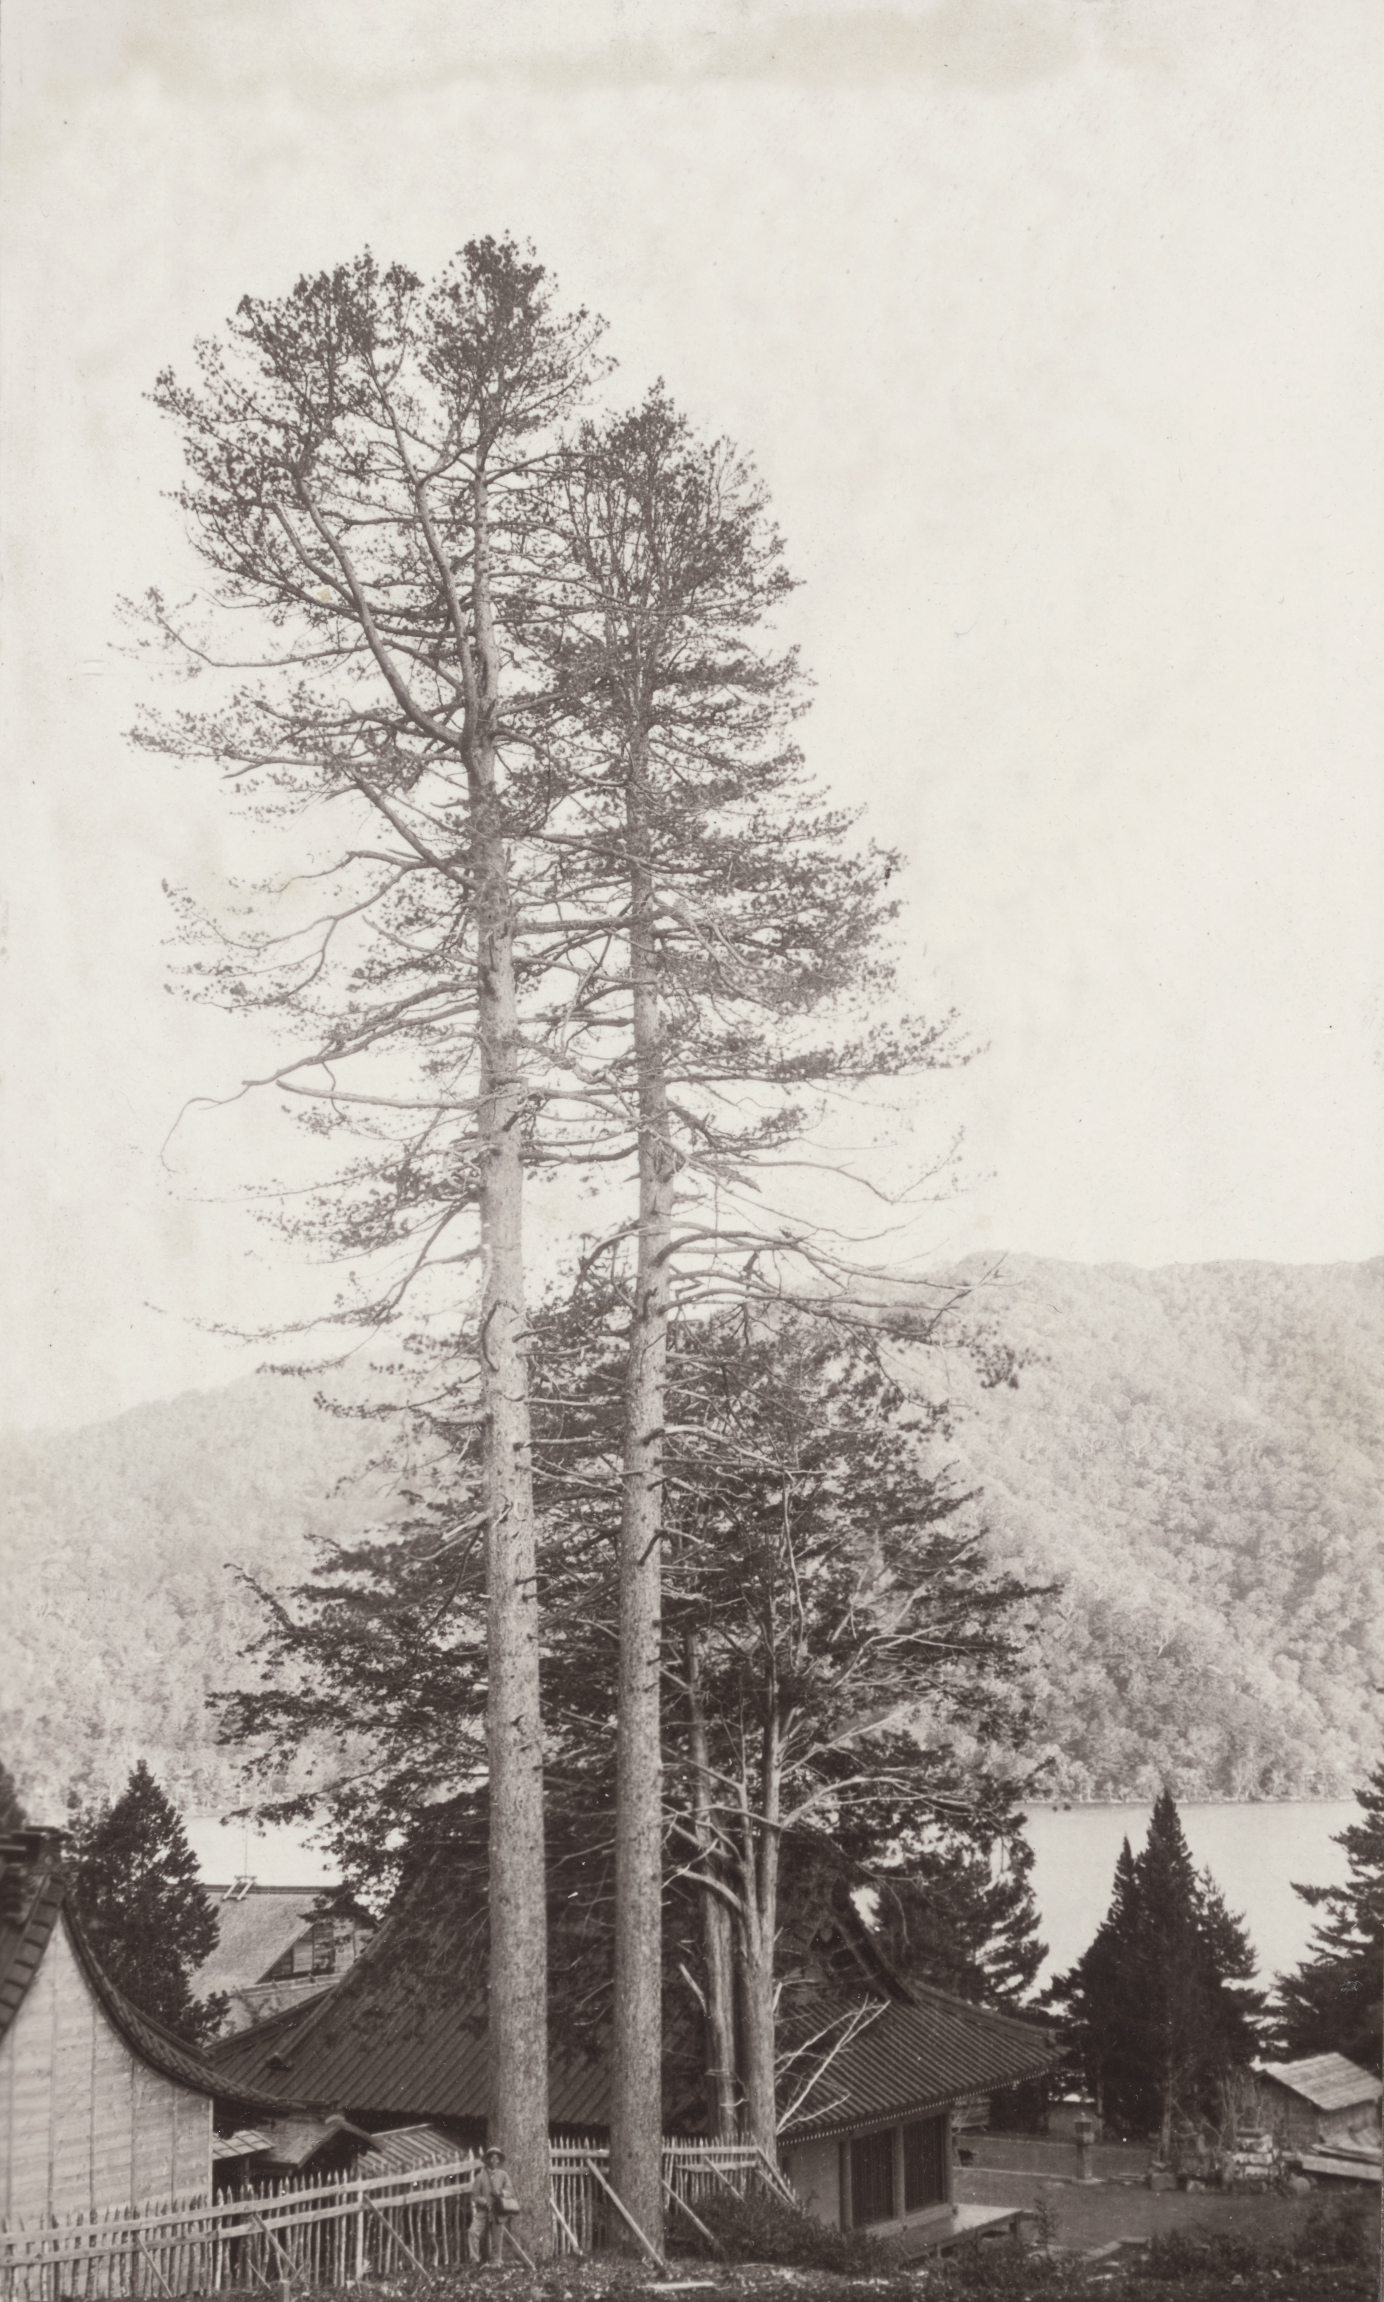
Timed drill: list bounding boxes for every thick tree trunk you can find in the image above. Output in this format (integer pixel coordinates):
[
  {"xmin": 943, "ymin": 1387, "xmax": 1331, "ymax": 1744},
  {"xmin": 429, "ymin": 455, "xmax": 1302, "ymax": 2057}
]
[
  {"xmin": 738, "ymin": 1902, "xmax": 778, "ymax": 2154},
  {"xmin": 737, "ymin": 1717, "xmax": 783, "ymax": 2155},
  {"xmin": 472, "ymin": 474, "xmax": 550, "ymax": 2251},
  {"xmin": 687, "ymin": 1631, "xmax": 739, "ymax": 2139},
  {"xmin": 610, "ymin": 736, "xmax": 672, "ymax": 2250}
]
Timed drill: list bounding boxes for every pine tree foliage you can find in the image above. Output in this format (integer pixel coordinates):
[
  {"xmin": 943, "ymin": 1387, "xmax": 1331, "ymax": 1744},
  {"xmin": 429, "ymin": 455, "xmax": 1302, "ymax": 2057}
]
[
  {"xmin": 1045, "ymin": 1789, "xmax": 1265, "ymax": 2149},
  {"xmin": 141, "ymin": 240, "xmax": 615, "ymax": 2231},
  {"xmin": 68, "ymin": 1762, "xmax": 225, "ymax": 2045},
  {"xmin": 531, "ymin": 391, "xmax": 964, "ymax": 2218},
  {"xmin": 865, "ymin": 1829, "xmax": 1047, "ymax": 2008},
  {"xmin": 1272, "ymin": 1762, "xmax": 1384, "ymax": 2076},
  {"xmin": 658, "ymin": 1317, "xmax": 1041, "ymax": 2144},
  {"xmin": 216, "ymin": 1306, "xmax": 1046, "ymax": 2135},
  {"xmin": 138, "ymin": 242, "xmax": 610, "ymax": 1324},
  {"xmin": 144, "ymin": 259, "xmax": 966, "ymax": 2235},
  {"xmin": 535, "ymin": 386, "xmax": 959, "ymax": 1297}
]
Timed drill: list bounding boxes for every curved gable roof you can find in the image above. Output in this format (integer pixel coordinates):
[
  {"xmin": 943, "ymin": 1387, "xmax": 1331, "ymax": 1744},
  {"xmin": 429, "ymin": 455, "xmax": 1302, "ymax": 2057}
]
[
  {"xmin": 0, "ymin": 1828, "xmax": 287, "ymax": 2114},
  {"xmin": 209, "ymin": 1885, "xmax": 1060, "ymax": 2142},
  {"xmin": 207, "ymin": 1903, "xmax": 612, "ymax": 2130}
]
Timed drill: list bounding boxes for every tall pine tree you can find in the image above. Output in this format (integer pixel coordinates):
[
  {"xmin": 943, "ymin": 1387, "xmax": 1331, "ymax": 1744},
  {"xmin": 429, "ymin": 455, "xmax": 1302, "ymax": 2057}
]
[
  {"xmin": 1273, "ymin": 1761, "xmax": 1384, "ymax": 2076},
  {"xmin": 1046, "ymin": 1790, "xmax": 1264, "ymax": 2152},
  {"xmin": 69, "ymin": 1763, "xmax": 224, "ymax": 2044}
]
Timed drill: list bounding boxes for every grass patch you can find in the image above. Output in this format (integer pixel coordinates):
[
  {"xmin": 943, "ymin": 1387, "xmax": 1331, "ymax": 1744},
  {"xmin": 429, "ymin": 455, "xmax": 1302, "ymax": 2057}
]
[{"xmin": 927, "ymin": 2184, "xmax": 1378, "ymax": 2301}]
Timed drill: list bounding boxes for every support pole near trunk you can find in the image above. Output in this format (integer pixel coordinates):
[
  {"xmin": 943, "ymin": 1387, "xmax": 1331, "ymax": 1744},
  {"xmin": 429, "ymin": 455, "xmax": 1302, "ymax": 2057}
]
[
  {"xmin": 582, "ymin": 2160, "xmax": 670, "ymax": 2274},
  {"xmin": 662, "ymin": 2180, "xmax": 727, "ymax": 2258}
]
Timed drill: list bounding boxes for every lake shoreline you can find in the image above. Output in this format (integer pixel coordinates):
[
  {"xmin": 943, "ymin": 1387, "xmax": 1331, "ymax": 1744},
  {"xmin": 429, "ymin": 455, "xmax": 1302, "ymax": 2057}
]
[{"xmin": 1021, "ymin": 1797, "xmax": 1355, "ymax": 1988}]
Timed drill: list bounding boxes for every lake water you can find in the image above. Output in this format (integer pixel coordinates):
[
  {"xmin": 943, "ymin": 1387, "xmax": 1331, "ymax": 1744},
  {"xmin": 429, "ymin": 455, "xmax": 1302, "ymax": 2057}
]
[
  {"xmin": 188, "ymin": 1799, "xmax": 1361, "ymax": 1997},
  {"xmin": 1022, "ymin": 1800, "xmax": 1357, "ymax": 1991}
]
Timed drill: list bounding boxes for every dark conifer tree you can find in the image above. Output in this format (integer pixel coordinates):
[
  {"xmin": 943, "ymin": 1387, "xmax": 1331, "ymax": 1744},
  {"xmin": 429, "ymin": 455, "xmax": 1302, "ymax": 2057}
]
[
  {"xmin": 217, "ymin": 1304, "xmax": 1045, "ymax": 2142},
  {"xmin": 0, "ymin": 1760, "xmax": 25, "ymax": 1835},
  {"xmin": 69, "ymin": 1763, "xmax": 224, "ymax": 2044},
  {"xmin": 1272, "ymin": 1762, "xmax": 1384, "ymax": 2076},
  {"xmin": 866, "ymin": 1827, "xmax": 1047, "ymax": 2008},
  {"xmin": 1046, "ymin": 1790, "xmax": 1264, "ymax": 2151}
]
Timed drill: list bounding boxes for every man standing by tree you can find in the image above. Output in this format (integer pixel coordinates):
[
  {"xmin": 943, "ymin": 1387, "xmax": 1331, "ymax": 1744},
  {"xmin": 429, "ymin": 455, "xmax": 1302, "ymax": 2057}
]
[
  {"xmin": 68, "ymin": 1762, "xmax": 224, "ymax": 2044},
  {"xmin": 467, "ymin": 2147, "xmax": 522, "ymax": 2265}
]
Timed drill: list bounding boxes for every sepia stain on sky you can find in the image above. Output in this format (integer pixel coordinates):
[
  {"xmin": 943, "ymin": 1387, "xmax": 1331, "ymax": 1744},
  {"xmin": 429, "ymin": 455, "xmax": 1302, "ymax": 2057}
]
[{"xmin": 2, "ymin": 0, "xmax": 1381, "ymax": 1427}]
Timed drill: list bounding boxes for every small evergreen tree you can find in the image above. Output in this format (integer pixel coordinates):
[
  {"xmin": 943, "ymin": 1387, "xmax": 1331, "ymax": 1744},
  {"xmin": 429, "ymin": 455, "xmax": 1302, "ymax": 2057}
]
[
  {"xmin": 69, "ymin": 1763, "xmax": 224, "ymax": 2044},
  {"xmin": 1272, "ymin": 1761, "xmax": 1384, "ymax": 2076},
  {"xmin": 1046, "ymin": 1790, "xmax": 1264, "ymax": 2152}
]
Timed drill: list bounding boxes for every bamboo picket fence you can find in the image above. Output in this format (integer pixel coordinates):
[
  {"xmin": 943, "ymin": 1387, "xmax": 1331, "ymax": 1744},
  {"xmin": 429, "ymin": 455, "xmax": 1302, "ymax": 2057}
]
[
  {"xmin": 551, "ymin": 2138, "xmax": 794, "ymax": 2259},
  {"xmin": 2, "ymin": 2141, "xmax": 789, "ymax": 2299}
]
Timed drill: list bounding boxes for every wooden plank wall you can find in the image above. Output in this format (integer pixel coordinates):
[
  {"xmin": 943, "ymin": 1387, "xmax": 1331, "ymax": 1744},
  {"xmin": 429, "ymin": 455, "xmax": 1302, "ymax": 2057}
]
[{"xmin": 0, "ymin": 1917, "xmax": 211, "ymax": 2223}]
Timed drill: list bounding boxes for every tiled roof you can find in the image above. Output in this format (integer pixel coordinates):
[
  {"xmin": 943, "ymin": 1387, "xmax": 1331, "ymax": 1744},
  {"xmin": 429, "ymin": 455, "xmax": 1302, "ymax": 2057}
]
[
  {"xmin": 0, "ymin": 1828, "xmax": 287, "ymax": 2115},
  {"xmin": 1257, "ymin": 2055, "xmax": 1383, "ymax": 2114},
  {"xmin": 219, "ymin": 1977, "xmax": 338, "ymax": 2034},
  {"xmin": 213, "ymin": 2129, "xmax": 273, "ymax": 2162},
  {"xmin": 208, "ymin": 1891, "xmax": 1058, "ymax": 2145},
  {"xmin": 192, "ymin": 1887, "xmax": 323, "ymax": 1997},
  {"xmin": 778, "ymin": 1983, "xmax": 1061, "ymax": 2142},
  {"xmin": 357, "ymin": 2124, "xmax": 476, "ymax": 2177},
  {"xmin": 207, "ymin": 1914, "xmax": 613, "ymax": 2132}
]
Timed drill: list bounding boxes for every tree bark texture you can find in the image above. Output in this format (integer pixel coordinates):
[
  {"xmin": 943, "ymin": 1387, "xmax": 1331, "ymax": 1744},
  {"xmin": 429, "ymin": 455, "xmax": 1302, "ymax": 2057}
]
[
  {"xmin": 471, "ymin": 472, "xmax": 549, "ymax": 2247},
  {"xmin": 736, "ymin": 1714, "xmax": 783, "ymax": 2155},
  {"xmin": 609, "ymin": 736, "xmax": 674, "ymax": 2249},
  {"xmin": 686, "ymin": 1632, "xmax": 739, "ymax": 2139}
]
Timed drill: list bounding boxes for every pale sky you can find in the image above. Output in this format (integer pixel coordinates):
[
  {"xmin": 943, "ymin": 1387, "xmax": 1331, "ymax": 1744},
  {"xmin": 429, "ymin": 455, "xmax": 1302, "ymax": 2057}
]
[{"xmin": 2, "ymin": 0, "xmax": 1381, "ymax": 1429}]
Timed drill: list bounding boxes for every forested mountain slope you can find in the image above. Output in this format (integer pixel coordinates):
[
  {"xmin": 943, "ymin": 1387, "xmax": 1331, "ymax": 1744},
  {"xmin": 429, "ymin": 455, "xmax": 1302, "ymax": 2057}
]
[
  {"xmin": 0, "ymin": 1376, "xmax": 385, "ymax": 1818},
  {"xmin": 923, "ymin": 1254, "xmax": 1384, "ymax": 1800},
  {"xmin": 3, "ymin": 1256, "xmax": 1381, "ymax": 1817}
]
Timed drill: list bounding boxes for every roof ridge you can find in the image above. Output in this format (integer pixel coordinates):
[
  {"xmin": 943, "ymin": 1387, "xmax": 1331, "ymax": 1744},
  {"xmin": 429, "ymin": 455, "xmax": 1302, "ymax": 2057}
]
[
  {"xmin": 208, "ymin": 1899, "xmax": 401, "ymax": 2082},
  {"xmin": 902, "ymin": 1973, "xmax": 1057, "ymax": 2032},
  {"xmin": 62, "ymin": 1898, "xmax": 283, "ymax": 2103}
]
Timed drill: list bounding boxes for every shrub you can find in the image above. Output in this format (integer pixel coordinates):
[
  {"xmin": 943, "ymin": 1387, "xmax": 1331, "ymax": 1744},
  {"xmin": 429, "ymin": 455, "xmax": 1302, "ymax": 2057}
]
[
  {"xmin": 1145, "ymin": 2227, "xmax": 1263, "ymax": 2279},
  {"xmin": 1123, "ymin": 2276, "xmax": 1375, "ymax": 2302},
  {"xmin": 928, "ymin": 2234, "xmax": 1082, "ymax": 2294},
  {"xmin": 1293, "ymin": 2191, "xmax": 1377, "ymax": 2266},
  {"xmin": 685, "ymin": 2183, "xmax": 903, "ymax": 2275}
]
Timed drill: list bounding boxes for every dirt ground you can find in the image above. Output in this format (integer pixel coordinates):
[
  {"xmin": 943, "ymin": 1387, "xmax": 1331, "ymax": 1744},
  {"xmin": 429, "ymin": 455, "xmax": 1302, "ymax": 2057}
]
[{"xmin": 953, "ymin": 2161, "xmax": 1347, "ymax": 2256}]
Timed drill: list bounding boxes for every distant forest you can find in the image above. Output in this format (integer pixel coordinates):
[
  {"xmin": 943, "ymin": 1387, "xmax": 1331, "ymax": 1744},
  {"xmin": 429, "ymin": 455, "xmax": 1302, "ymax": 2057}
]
[{"xmin": 4, "ymin": 1254, "xmax": 1382, "ymax": 1820}]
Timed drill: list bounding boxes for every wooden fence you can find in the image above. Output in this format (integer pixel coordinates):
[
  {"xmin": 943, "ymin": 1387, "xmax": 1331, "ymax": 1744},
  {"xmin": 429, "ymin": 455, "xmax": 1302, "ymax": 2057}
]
[
  {"xmin": 0, "ymin": 2158, "xmax": 475, "ymax": 2302},
  {"xmin": 1, "ymin": 2142, "xmax": 790, "ymax": 2297},
  {"xmin": 551, "ymin": 2138, "xmax": 794, "ymax": 2259}
]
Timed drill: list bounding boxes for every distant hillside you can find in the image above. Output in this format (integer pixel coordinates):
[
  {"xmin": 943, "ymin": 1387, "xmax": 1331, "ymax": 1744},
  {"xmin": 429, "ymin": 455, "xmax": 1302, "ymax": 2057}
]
[
  {"xmin": 0, "ymin": 1375, "xmax": 387, "ymax": 1819},
  {"xmin": 3, "ymin": 1257, "xmax": 1382, "ymax": 1816},
  {"xmin": 924, "ymin": 1254, "xmax": 1384, "ymax": 1800}
]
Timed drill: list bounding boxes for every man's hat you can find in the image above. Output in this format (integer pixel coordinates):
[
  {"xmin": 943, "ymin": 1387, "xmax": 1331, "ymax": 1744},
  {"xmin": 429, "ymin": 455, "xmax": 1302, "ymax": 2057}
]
[{"xmin": 484, "ymin": 2147, "xmax": 505, "ymax": 2162}]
